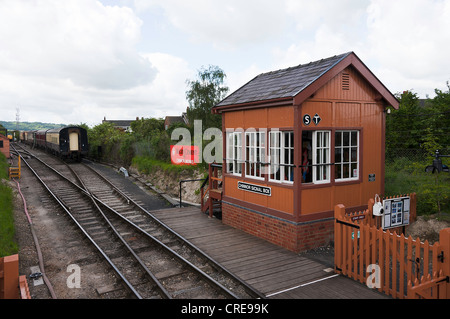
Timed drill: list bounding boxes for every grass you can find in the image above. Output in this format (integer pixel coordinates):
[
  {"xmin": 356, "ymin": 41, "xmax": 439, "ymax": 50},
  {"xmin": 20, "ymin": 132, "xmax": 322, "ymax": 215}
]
[
  {"xmin": 0, "ymin": 153, "xmax": 18, "ymax": 257},
  {"xmin": 385, "ymin": 157, "xmax": 450, "ymax": 218}
]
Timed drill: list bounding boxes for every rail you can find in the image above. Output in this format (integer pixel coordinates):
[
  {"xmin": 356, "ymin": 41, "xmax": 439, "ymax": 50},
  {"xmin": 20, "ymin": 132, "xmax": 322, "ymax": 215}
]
[
  {"xmin": 15, "ymin": 143, "xmax": 264, "ymax": 299},
  {"xmin": 83, "ymin": 162, "xmax": 265, "ymax": 299}
]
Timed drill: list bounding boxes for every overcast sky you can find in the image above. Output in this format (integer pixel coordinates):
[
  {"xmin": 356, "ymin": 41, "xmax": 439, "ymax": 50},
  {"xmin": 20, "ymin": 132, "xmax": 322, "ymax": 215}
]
[{"xmin": 1, "ymin": 0, "xmax": 449, "ymax": 126}]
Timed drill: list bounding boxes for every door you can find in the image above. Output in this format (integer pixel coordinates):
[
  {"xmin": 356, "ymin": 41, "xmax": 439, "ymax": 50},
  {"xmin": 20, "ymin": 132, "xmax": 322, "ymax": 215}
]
[{"xmin": 69, "ymin": 132, "xmax": 79, "ymax": 151}]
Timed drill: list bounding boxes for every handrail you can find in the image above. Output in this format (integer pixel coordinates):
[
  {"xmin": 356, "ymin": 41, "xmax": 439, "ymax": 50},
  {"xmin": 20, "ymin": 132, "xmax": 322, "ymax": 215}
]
[
  {"xmin": 200, "ymin": 175, "xmax": 209, "ymax": 189},
  {"xmin": 200, "ymin": 163, "xmax": 224, "ymax": 215}
]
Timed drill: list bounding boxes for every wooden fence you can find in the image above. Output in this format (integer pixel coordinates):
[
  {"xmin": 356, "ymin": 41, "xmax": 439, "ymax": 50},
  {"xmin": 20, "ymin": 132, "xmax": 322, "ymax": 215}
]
[
  {"xmin": 0, "ymin": 254, "xmax": 30, "ymax": 299},
  {"xmin": 334, "ymin": 195, "xmax": 450, "ymax": 299}
]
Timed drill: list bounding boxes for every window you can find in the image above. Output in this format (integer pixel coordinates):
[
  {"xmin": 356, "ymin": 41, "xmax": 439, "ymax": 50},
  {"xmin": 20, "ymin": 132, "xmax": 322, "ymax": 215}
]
[
  {"xmin": 313, "ymin": 131, "xmax": 331, "ymax": 183},
  {"xmin": 302, "ymin": 131, "xmax": 330, "ymax": 184},
  {"xmin": 0, "ymin": 140, "xmax": 3, "ymax": 148},
  {"xmin": 269, "ymin": 131, "xmax": 294, "ymax": 183},
  {"xmin": 245, "ymin": 131, "xmax": 266, "ymax": 180},
  {"xmin": 335, "ymin": 130, "xmax": 359, "ymax": 181},
  {"xmin": 226, "ymin": 131, "xmax": 242, "ymax": 175}
]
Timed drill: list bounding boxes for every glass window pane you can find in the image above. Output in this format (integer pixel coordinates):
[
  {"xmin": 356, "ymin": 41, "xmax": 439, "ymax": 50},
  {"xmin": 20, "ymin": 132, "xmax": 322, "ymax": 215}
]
[
  {"xmin": 343, "ymin": 164, "xmax": 350, "ymax": 178},
  {"xmin": 351, "ymin": 163, "xmax": 358, "ymax": 178},
  {"xmin": 351, "ymin": 131, "xmax": 357, "ymax": 146},
  {"xmin": 343, "ymin": 148, "xmax": 349, "ymax": 162},
  {"xmin": 343, "ymin": 132, "xmax": 349, "ymax": 146},
  {"xmin": 335, "ymin": 147, "xmax": 342, "ymax": 163},
  {"xmin": 289, "ymin": 147, "xmax": 294, "ymax": 165},
  {"xmin": 351, "ymin": 147, "xmax": 357, "ymax": 162},
  {"xmin": 324, "ymin": 132, "xmax": 329, "ymax": 147},
  {"xmin": 335, "ymin": 131, "xmax": 342, "ymax": 146},
  {"xmin": 335, "ymin": 164, "xmax": 342, "ymax": 179}
]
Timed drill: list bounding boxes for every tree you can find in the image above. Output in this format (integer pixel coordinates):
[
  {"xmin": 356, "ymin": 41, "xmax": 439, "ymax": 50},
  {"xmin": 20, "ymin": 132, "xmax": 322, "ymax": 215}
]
[
  {"xmin": 386, "ymin": 90, "xmax": 425, "ymax": 159},
  {"xmin": 426, "ymin": 81, "xmax": 450, "ymax": 153},
  {"xmin": 185, "ymin": 65, "xmax": 229, "ymax": 130},
  {"xmin": 88, "ymin": 122, "xmax": 125, "ymax": 161},
  {"xmin": 130, "ymin": 118, "xmax": 164, "ymax": 140}
]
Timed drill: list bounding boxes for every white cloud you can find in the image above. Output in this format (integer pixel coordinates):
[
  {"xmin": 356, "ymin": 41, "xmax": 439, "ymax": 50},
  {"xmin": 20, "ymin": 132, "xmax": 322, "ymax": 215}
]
[
  {"xmin": 0, "ymin": 0, "xmax": 191, "ymax": 125},
  {"xmin": 366, "ymin": 0, "xmax": 450, "ymax": 96},
  {"xmin": 2, "ymin": 0, "xmax": 449, "ymax": 126},
  {"xmin": 285, "ymin": 0, "xmax": 369, "ymax": 33},
  {"xmin": 0, "ymin": 0, "xmax": 156, "ymax": 90},
  {"xmin": 267, "ymin": 0, "xmax": 450, "ymax": 97},
  {"xmin": 134, "ymin": 0, "xmax": 288, "ymax": 49}
]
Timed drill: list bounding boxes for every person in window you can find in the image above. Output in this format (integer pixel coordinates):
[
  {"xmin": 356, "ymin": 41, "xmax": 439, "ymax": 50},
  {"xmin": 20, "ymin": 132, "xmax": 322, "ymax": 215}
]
[{"xmin": 302, "ymin": 141, "xmax": 311, "ymax": 182}]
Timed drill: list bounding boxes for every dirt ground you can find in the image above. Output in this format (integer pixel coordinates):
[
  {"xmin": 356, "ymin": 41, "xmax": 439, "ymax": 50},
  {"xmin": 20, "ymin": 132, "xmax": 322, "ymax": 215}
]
[
  {"xmin": 405, "ymin": 214, "xmax": 450, "ymax": 244},
  {"xmin": 11, "ymin": 160, "xmax": 123, "ymax": 299}
]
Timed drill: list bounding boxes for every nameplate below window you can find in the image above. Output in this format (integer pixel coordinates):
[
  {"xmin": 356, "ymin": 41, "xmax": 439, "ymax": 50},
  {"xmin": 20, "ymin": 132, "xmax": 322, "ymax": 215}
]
[{"xmin": 238, "ymin": 181, "xmax": 271, "ymax": 196}]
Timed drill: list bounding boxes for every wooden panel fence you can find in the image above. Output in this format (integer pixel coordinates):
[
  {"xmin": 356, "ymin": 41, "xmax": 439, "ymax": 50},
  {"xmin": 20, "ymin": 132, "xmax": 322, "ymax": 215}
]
[
  {"xmin": 334, "ymin": 194, "xmax": 450, "ymax": 299},
  {"xmin": 0, "ymin": 254, "xmax": 31, "ymax": 299}
]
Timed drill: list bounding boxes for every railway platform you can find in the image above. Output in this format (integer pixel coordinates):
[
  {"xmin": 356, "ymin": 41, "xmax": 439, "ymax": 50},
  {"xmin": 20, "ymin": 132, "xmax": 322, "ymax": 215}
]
[{"xmin": 150, "ymin": 206, "xmax": 389, "ymax": 299}]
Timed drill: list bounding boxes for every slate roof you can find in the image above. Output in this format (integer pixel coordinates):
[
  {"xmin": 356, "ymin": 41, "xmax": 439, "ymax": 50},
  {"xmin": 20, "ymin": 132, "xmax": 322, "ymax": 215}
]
[{"xmin": 216, "ymin": 52, "xmax": 352, "ymax": 107}]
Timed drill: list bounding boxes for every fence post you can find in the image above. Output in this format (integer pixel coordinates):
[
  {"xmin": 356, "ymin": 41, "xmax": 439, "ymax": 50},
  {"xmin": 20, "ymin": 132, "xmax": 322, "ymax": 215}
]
[
  {"xmin": 410, "ymin": 192, "xmax": 417, "ymax": 223},
  {"xmin": 334, "ymin": 204, "xmax": 346, "ymax": 274},
  {"xmin": 367, "ymin": 198, "xmax": 375, "ymax": 227},
  {"xmin": 2, "ymin": 254, "xmax": 19, "ymax": 299},
  {"xmin": 439, "ymin": 228, "xmax": 450, "ymax": 298}
]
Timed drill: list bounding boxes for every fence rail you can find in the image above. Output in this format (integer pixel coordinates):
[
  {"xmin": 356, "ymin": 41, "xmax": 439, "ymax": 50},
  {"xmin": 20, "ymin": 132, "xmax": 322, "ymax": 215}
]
[{"xmin": 334, "ymin": 195, "xmax": 450, "ymax": 299}]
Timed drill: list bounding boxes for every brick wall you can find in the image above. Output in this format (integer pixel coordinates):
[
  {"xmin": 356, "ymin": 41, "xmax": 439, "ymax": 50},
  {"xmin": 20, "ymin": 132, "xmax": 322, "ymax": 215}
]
[
  {"xmin": 0, "ymin": 136, "xmax": 10, "ymax": 159},
  {"xmin": 222, "ymin": 202, "xmax": 334, "ymax": 253}
]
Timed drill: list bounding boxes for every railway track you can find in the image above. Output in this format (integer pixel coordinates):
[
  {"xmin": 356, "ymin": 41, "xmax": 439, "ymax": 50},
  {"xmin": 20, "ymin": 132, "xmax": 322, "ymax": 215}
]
[{"xmin": 12, "ymin": 143, "xmax": 265, "ymax": 299}]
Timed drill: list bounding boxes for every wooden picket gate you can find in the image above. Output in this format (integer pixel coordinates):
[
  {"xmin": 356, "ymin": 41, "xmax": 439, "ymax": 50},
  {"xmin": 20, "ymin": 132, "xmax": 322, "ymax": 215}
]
[{"xmin": 334, "ymin": 195, "xmax": 450, "ymax": 299}]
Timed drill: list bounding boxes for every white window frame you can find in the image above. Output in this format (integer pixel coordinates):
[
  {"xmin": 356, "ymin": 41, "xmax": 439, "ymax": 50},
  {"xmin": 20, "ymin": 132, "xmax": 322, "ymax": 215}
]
[
  {"xmin": 312, "ymin": 131, "xmax": 331, "ymax": 184},
  {"xmin": 226, "ymin": 131, "xmax": 242, "ymax": 175},
  {"xmin": 269, "ymin": 131, "xmax": 294, "ymax": 183},
  {"xmin": 245, "ymin": 130, "xmax": 266, "ymax": 180},
  {"xmin": 335, "ymin": 130, "xmax": 359, "ymax": 181}
]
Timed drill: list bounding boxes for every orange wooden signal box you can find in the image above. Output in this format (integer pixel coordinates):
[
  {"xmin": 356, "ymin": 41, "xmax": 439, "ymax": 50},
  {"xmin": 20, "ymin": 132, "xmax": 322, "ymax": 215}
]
[{"xmin": 213, "ymin": 52, "xmax": 399, "ymax": 252}]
